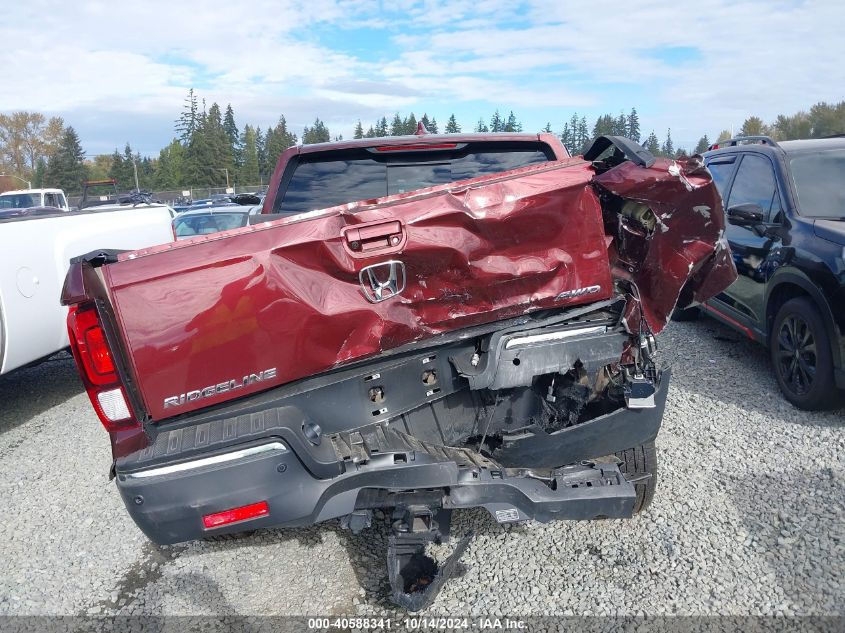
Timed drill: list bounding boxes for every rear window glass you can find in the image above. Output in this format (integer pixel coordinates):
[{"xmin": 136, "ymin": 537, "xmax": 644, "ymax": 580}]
[
  {"xmin": 173, "ymin": 212, "xmax": 248, "ymax": 237},
  {"xmin": 276, "ymin": 143, "xmax": 551, "ymax": 215},
  {"xmin": 789, "ymin": 149, "xmax": 845, "ymax": 219},
  {"xmin": 0, "ymin": 193, "xmax": 40, "ymax": 209}
]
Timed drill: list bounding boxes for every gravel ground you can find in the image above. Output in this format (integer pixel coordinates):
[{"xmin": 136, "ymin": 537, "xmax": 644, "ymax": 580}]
[{"xmin": 0, "ymin": 317, "xmax": 843, "ymax": 618}]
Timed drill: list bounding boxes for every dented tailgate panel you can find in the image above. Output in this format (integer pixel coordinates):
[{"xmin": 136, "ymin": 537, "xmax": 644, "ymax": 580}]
[{"xmin": 106, "ymin": 159, "xmax": 619, "ymax": 420}]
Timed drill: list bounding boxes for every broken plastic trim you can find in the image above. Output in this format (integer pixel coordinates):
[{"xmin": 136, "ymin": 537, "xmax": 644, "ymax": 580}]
[{"xmin": 583, "ymin": 135, "xmax": 656, "ymax": 168}]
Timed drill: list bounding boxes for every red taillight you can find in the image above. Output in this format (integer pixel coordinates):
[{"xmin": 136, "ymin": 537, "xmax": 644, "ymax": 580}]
[
  {"xmin": 70, "ymin": 307, "xmax": 116, "ymax": 385},
  {"xmin": 374, "ymin": 143, "xmax": 457, "ymax": 152},
  {"xmin": 203, "ymin": 501, "xmax": 269, "ymax": 529},
  {"xmin": 67, "ymin": 305, "xmax": 137, "ymax": 431},
  {"xmin": 84, "ymin": 324, "xmax": 115, "ymax": 377},
  {"xmin": 711, "ymin": 144, "xmax": 719, "ymax": 150}
]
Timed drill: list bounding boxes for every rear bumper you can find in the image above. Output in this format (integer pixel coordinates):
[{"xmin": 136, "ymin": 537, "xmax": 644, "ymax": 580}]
[{"xmin": 116, "ymin": 370, "xmax": 669, "ymax": 545}]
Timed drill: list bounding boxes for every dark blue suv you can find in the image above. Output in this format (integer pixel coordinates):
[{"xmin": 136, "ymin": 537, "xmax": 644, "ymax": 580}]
[{"xmin": 679, "ymin": 136, "xmax": 845, "ymax": 410}]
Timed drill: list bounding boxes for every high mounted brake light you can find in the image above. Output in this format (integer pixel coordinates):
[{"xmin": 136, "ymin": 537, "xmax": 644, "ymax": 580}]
[
  {"xmin": 67, "ymin": 305, "xmax": 138, "ymax": 431},
  {"xmin": 374, "ymin": 143, "xmax": 457, "ymax": 152}
]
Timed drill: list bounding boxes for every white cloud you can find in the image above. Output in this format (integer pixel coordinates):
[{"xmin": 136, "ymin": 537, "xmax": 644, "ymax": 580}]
[{"xmin": 1, "ymin": 0, "xmax": 843, "ymax": 152}]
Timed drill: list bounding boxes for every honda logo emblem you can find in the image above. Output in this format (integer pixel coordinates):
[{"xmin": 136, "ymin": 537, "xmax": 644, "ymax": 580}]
[{"xmin": 359, "ymin": 261, "xmax": 406, "ymax": 303}]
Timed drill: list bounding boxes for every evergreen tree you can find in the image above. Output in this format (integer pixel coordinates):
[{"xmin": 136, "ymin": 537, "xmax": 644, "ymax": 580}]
[
  {"xmin": 365, "ymin": 125, "xmax": 376, "ymax": 138},
  {"xmin": 239, "ymin": 125, "xmax": 260, "ymax": 185},
  {"xmin": 302, "ymin": 118, "xmax": 330, "ymax": 144},
  {"xmin": 592, "ymin": 114, "xmax": 615, "ymax": 138},
  {"xmin": 403, "ymin": 112, "xmax": 418, "ymax": 135},
  {"xmin": 627, "ymin": 108, "xmax": 641, "ymax": 142},
  {"xmin": 255, "ymin": 127, "xmax": 267, "ymax": 179},
  {"xmin": 644, "ymin": 131, "xmax": 660, "ymax": 156},
  {"xmin": 716, "ymin": 129, "xmax": 732, "ymax": 143},
  {"xmin": 504, "ymin": 111, "xmax": 521, "ymax": 132},
  {"xmin": 33, "ymin": 157, "xmax": 47, "ymax": 188},
  {"xmin": 223, "ymin": 104, "xmax": 239, "ymax": 148},
  {"xmin": 353, "ymin": 120, "xmax": 364, "ymax": 139},
  {"xmin": 420, "ymin": 113, "xmax": 432, "ymax": 133},
  {"xmin": 445, "ymin": 114, "xmax": 461, "ymax": 134},
  {"xmin": 560, "ymin": 122, "xmax": 573, "ymax": 151},
  {"xmin": 175, "ymin": 89, "xmax": 199, "ymax": 145},
  {"xmin": 662, "ymin": 129, "xmax": 674, "ymax": 157},
  {"xmin": 108, "ymin": 148, "xmax": 124, "ymax": 185},
  {"xmin": 45, "ymin": 127, "xmax": 87, "ymax": 193},
  {"xmin": 184, "ymin": 107, "xmax": 216, "ymax": 186},
  {"xmin": 807, "ymin": 101, "xmax": 845, "ymax": 137},
  {"xmin": 771, "ymin": 112, "xmax": 812, "ymax": 140},
  {"xmin": 261, "ymin": 126, "xmax": 276, "ymax": 176},
  {"xmin": 614, "ymin": 112, "xmax": 627, "ymax": 136},
  {"xmin": 568, "ymin": 113, "xmax": 580, "ymax": 141},
  {"xmin": 542, "ymin": 122, "xmax": 552, "ymax": 133},
  {"xmin": 154, "ymin": 139, "xmax": 184, "ymax": 189},
  {"xmin": 204, "ymin": 102, "xmax": 233, "ymax": 186},
  {"xmin": 740, "ymin": 116, "xmax": 766, "ymax": 137},
  {"xmin": 390, "ymin": 113, "xmax": 404, "ymax": 136},
  {"xmin": 694, "ymin": 135, "xmax": 711, "ymax": 154},
  {"xmin": 223, "ymin": 104, "xmax": 240, "ymax": 167},
  {"xmin": 428, "ymin": 116, "xmax": 439, "ymax": 134},
  {"xmin": 375, "ymin": 117, "xmax": 389, "ymax": 137},
  {"xmin": 109, "ymin": 143, "xmax": 138, "ymax": 189},
  {"xmin": 264, "ymin": 116, "xmax": 296, "ymax": 173},
  {"xmin": 577, "ymin": 117, "xmax": 589, "ymax": 151},
  {"xmin": 475, "ymin": 117, "xmax": 489, "ymax": 133},
  {"xmin": 490, "ymin": 110, "xmax": 503, "ymax": 133}
]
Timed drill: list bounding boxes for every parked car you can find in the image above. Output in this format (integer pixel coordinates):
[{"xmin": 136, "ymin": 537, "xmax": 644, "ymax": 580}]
[
  {"xmin": 61, "ymin": 132, "xmax": 735, "ymax": 609},
  {"xmin": 172, "ymin": 205, "xmax": 263, "ymax": 239},
  {"xmin": 0, "ymin": 188, "xmax": 69, "ymax": 211},
  {"xmin": 678, "ymin": 135, "xmax": 845, "ymax": 410},
  {"xmin": 0, "ymin": 203, "xmax": 174, "ymax": 376}
]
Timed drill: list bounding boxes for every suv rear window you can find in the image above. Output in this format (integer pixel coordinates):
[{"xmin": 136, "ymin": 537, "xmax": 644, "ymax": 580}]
[
  {"xmin": 789, "ymin": 149, "xmax": 845, "ymax": 219},
  {"xmin": 173, "ymin": 212, "xmax": 249, "ymax": 237},
  {"xmin": 275, "ymin": 142, "xmax": 553, "ymax": 215}
]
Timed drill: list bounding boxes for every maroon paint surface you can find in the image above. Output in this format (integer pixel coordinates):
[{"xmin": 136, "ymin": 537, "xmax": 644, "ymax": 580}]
[
  {"xmin": 101, "ymin": 154, "xmax": 734, "ymax": 423},
  {"xmin": 107, "ymin": 159, "xmax": 612, "ymax": 420}
]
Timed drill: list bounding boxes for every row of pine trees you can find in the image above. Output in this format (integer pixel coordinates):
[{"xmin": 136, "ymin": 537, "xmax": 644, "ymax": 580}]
[{"xmin": 11, "ymin": 93, "xmax": 845, "ymax": 194}]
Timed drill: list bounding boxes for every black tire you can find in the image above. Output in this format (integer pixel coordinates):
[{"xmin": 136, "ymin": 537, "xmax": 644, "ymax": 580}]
[
  {"xmin": 670, "ymin": 306, "xmax": 700, "ymax": 322},
  {"xmin": 770, "ymin": 297, "xmax": 842, "ymax": 410},
  {"xmin": 615, "ymin": 442, "xmax": 657, "ymax": 514}
]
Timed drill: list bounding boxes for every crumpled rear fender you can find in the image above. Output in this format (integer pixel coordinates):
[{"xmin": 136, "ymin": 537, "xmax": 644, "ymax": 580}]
[{"xmin": 592, "ymin": 155, "xmax": 737, "ymax": 333}]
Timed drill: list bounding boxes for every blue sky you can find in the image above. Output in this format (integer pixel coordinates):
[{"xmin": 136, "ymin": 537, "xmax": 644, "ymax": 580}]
[{"xmin": 2, "ymin": 0, "xmax": 843, "ymax": 157}]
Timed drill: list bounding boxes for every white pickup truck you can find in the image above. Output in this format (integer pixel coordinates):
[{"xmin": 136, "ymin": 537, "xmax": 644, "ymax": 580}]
[
  {"xmin": 0, "ymin": 188, "xmax": 70, "ymax": 211},
  {"xmin": 0, "ymin": 203, "xmax": 175, "ymax": 375}
]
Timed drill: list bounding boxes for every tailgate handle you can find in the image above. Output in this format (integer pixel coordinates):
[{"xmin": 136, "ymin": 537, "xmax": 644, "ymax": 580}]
[{"xmin": 345, "ymin": 221, "xmax": 405, "ymax": 254}]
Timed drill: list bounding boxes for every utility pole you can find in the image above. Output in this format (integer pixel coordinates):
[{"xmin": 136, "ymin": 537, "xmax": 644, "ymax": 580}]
[{"xmin": 132, "ymin": 159, "xmax": 140, "ymax": 191}]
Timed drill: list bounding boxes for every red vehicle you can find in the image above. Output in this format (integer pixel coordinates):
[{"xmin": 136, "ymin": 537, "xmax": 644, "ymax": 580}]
[{"xmin": 62, "ymin": 130, "xmax": 735, "ymax": 609}]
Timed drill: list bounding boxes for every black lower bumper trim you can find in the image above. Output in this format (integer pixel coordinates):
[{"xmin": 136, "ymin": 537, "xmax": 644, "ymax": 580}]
[{"xmin": 116, "ymin": 374, "xmax": 666, "ymax": 545}]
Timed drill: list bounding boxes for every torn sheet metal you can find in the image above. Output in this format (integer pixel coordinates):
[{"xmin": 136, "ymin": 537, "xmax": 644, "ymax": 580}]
[{"xmin": 592, "ymin": 155, "xmax": 736, "ymax": 333}]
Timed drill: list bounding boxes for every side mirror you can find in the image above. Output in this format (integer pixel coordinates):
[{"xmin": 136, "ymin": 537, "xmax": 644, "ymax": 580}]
[{"xmin": 727, "ymin": 203, "xmax": 765, "ymax": 227}]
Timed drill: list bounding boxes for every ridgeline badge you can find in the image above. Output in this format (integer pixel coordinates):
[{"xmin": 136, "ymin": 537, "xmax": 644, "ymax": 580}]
[{"xmin": 164, "ymin": 368, "xmax": 277, "ymax": 408}]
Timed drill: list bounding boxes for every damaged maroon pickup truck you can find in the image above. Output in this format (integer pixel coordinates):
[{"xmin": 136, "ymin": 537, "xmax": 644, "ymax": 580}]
[{"xmin": 62, "ymin": 131, "xmax": 735, "ymax": 609}]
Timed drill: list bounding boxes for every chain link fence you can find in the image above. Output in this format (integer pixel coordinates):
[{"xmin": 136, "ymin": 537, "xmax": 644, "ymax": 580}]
[{"xmin": 67, "ymin": 183, "xmax": 267, "ymax": 208}]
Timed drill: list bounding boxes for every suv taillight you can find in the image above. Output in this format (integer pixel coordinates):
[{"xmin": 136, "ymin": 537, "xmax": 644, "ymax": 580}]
[{"xmin": 67, "ymin": 305, "xmax": 138, "ymax": 431}]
